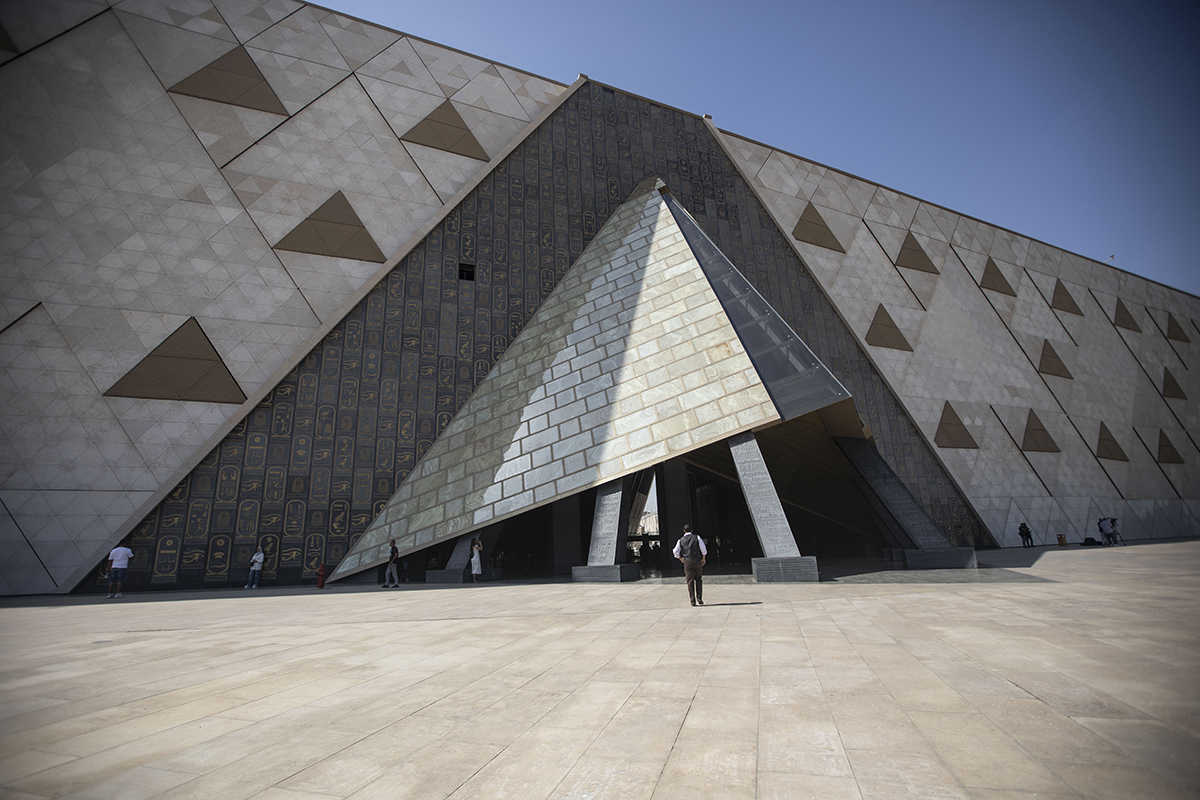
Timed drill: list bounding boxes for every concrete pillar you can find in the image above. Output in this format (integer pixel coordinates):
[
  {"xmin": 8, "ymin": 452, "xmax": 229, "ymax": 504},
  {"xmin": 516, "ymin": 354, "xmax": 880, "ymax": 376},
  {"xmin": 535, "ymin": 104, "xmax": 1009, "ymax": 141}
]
[
  {"xmin": 727, "ymin": 431, "xmax": 818, "ymax": 582},
  {"xmin": 572, "ymin": 479, "xmax": 639, "ymax": 582}
]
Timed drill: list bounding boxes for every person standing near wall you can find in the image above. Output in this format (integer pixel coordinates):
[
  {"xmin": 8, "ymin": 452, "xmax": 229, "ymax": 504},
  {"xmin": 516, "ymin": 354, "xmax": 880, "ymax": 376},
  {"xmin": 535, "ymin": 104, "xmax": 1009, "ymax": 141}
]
[
  {"xmin": 673, "ymin": 524, "xmax": 707, "ymax": 606},
  {"xmin": 105, "ymin": 540, "xmax": 134, "ymax": 598},
  {"xmin": 245, "ymin": 546, "xmax": 264, "ymax": 588},
  {"xmin": 470, "ymin": 538, "xmax": 483, "ymax": 583}
]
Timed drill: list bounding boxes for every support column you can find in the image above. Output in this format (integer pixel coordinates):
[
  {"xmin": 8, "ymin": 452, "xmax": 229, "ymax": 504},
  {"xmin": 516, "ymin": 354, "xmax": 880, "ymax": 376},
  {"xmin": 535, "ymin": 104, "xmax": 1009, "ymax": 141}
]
[
  {"xmin": 728, "ymin": 431, "xmax": 819, "ymax": 582},
  {"xmin": 572, "ymin": 478, "xmax": 640, "ymax": 582}
]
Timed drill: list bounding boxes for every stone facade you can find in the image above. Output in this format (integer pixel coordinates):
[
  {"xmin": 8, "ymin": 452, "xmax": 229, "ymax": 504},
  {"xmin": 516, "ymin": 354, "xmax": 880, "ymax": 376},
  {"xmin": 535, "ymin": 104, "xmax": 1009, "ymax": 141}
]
[{"xmin": 0, "ymin": 0, "xmax": 1194, "ymax": 595}]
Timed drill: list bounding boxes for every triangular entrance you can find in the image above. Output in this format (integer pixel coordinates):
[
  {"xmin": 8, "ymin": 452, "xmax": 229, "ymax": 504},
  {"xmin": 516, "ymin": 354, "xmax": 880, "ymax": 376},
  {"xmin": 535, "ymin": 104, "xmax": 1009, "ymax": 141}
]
[
  {"xmin": 980, "ymin": 257, "xmax": 1016, "ymax": 296},
  {"xmin": 400, "ymin": 100, "xmax": 489, "ymax": 161},
  {"xmin": 169, "ymin": 46, "xmax": 287, "ymax": 116},
  {"xmin": 1113, "ymin": 299, "xmax": 1141, "ymax": 332},
  {"xmin": 1163, "ymin": 368, "xmax": 1187, "ymax": 400},
  {"xmin": 1167, "ymin": 313, "xmax": 1191, "ymax": 343},
  {"xmin": 791, "ymin": 202, "xmax": 844, "ymax": 252},
  {"xmin": 895, "ymin": 232, "xmax": 938, "ymax": 274},
  {"xmin": 1037, "ymin": 339, "xmax": 1072, "ymax": 379},
  {"xmin": 331, "ymin": 178, "xmax": 853, "ymax": 580},
  {"xmin": 1096, "ymin": 422, "xmax": 1128, "ymax": 461},
  {"xmin": 1158, "ymin": 430, "xmax": 1184, "ymax": 464},
  {"xmin": 274, "ymin": 191, "xmax": 386, "ymax": 262},
  {"xmin": 934, "ymin": 402, "xmax": 978, "ymax": 449},
  {"xmin": 1021, "ymin": 409, "xmax": 1059, "ymax": 453},
  {"xmin": 864, "ymin": 305, "xmax": 913, "ymax": 351},
  {"xmin": 104, "ymin": 318, "xmax": 245, "ymax": 403},
  {"xmin": 1050, "ymin": 279, "xmax": 1083, "ymax": 315}
]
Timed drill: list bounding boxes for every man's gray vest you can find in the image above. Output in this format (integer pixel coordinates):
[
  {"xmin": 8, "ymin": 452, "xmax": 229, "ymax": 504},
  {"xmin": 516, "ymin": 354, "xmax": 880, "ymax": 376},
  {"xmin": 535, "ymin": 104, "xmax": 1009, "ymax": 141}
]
[{"xmin": 677, "ymin": 533, "xmax": 701, "ymax": 561}]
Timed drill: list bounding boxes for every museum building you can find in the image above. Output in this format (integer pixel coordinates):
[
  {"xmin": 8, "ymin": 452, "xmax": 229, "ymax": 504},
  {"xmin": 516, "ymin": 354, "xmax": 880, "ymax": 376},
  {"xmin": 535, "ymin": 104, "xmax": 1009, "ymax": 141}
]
[{"xmin": 0, "ymin": 0, "xmax": 1196, "ymax": 595}]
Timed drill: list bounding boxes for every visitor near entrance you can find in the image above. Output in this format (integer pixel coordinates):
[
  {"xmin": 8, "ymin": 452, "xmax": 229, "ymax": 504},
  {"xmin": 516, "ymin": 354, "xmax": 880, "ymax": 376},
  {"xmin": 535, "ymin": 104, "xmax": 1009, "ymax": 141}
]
[
  {"xmin": 383, "ymin": 540, "xmax": 400, "ymax": 588},
  {"xmin": 1018, "ymin": 522, "xmax": 1033, "ymax": 548},
  {"xmin": 1099, "ymin": 518, "xmax": 1118, "ymax": 547},
  {"xmin": 673, "ymin": 524, "xmax": 707, "ymax": 606},
  {"xmin": 106, "ymin": 541, "xmax": 133, "ymax": 598},
  {"xmin": 470, "ymin": 538, "xmax": 483, "ymax": 582},
  {"xmin": 245, "ymin": 546, "xmax": 264, "ymax": 588}
]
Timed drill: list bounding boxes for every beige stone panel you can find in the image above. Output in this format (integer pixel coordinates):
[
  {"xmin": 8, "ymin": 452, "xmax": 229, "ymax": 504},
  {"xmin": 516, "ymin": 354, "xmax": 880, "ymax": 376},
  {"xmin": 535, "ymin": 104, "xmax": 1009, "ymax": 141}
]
[
  {"xmin": 409, "ymin": 38, "xmax": 490, "ymax": 97},
  {"xmin": 245, "ymin": 47, "xmax": 350, "ymax": 115},
  {"xmin": 451, "ymin": 64, "xmax": 530, "ymax": 120},
  {"xmin": 222, "ymin": 80, "xmax": 442, "ymax": 255},
  {"xmin": 245, "ymin": 5, "xmax": 347, "ymax": 70},
  {"xmin": 910, "ymin": 202, "xmax": 959, "ymax": 244},
  {"xmin": 811, "ymin": 168, "xmax": 875, "ymax": 217},
  {"xmin": 115, "ymin": 9, "xmax": 237, "ymax": 88},
  {"xmin": 455, "ymin": 102, "xmax": 533, "ymax": 160},
  {"xmin": 758, "ymin": 773, "xmax": 863, "ymax": 800},
  {"xmin": 722, "ymin": 132, "xmax": 773, "ymax": 178},
  {"xmin": 864, "ymin": 185, "xmax": 920, "ymax": 229},
  {"xmin": 313, "ymin": 9, "xmax": 399, "ymax": 70},
  {"xmin": 1046, "ymin": 760, "xmax": 1196, "ymax": 800},
  {"xmin": 402, "ymin": 141, "xmax": 489, "ymax": 204},
  {"xmin": 989, "ymin": 228, "xmax": 1032, "ymax": 267},
  {"xmin": 359, "ymin": 74, "xmax": 447, "ymax": 139},
  {"xmin": 547, "ymin": 755, "xmax": 661, "ymax": 800},
  {"xmin": 212, "ymin": 0, "xmax": 300, "ymax": 43},
  {"xmin": 1023, "ymin": 238, "xmax": 1064, "ymax": 276},
  {"xmin": 827, "ymin": 691, "xmax": 934, "ymax": 755},
  {"xmin": 657, "ymin": 740, "xmax": 757, "ymax": 799},
  {"xmin": 951, "ymin": 214, "xmax": 997, "ymax": 256},
  {"xmin": 754, "ymin": 150, "xmax": 824, "ymax": 200},
  {"xmin": 846, "ymin": 749, "xmax": 971, "ymax": 799},
  {"xmin": 170, "ymin": 93, "xmax": 286, "ymax": 169},
  {"xmin": 495, "ymin": 65, "xmax": 566, "ymax": 119},
  {"xmin": 356, "ymin": 35, "xmax": 445, "ymax": 97}
]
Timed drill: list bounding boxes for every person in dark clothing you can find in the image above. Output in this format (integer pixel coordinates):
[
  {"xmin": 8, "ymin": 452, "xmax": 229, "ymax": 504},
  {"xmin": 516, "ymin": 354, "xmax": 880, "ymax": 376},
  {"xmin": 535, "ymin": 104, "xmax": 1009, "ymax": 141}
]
[
  {"xmin": 382, "ymin": 540, "xmax": 399, "ymax": 588},
  {"xmin": 672, "ymin": 524, "xmax": 707, "ymax": 606}
]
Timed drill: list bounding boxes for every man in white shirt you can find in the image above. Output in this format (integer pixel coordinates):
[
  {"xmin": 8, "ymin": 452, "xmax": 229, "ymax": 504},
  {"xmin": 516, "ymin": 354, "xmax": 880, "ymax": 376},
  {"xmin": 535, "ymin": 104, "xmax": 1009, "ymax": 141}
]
[
  {"xmin": 245, "ymin": 546, "xmax": 265, "ymax": 588},
  {"xmin": 672, "ymin": 524, "xmax": 707, "ymax": 606},
  {"xmin": 106, "ymin": 542, "xmax": 134, "ymax": 598}
]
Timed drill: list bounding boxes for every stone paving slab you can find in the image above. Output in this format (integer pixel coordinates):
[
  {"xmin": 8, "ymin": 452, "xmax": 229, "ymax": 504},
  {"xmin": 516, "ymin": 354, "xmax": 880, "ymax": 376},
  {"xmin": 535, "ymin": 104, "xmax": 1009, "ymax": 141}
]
[{"xmin": 1, "ymin": 541, "xmax": 1198, "ymax": 799}]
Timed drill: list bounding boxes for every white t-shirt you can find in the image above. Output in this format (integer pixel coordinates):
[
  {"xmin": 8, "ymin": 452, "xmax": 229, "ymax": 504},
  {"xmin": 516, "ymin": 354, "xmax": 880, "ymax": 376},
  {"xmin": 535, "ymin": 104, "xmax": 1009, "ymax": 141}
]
[
  {"xmin": 1099, "ymin": 519, "xmax": 1114, "ymax": 535},
  {"xmin": 250, "ymin": 551, "xmax": 264, "ymax": 570},
  {"xmin": 109, "ymin": 546, "xmax": 133, "ymax": 569}
]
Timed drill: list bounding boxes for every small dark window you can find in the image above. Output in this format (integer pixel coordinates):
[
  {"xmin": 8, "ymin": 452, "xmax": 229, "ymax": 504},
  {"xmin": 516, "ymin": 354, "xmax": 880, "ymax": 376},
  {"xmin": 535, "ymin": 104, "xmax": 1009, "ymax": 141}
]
[{"xmin": 459, "ymin": 263, "xmax": 475, "ymax": 281}]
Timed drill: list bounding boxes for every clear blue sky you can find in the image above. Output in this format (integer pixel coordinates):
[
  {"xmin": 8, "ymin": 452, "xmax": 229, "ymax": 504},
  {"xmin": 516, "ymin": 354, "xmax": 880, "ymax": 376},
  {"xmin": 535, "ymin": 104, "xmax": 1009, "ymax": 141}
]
[{"xmin": 319, "ymin": 0, "xmax": 1200, "ymax": 298}]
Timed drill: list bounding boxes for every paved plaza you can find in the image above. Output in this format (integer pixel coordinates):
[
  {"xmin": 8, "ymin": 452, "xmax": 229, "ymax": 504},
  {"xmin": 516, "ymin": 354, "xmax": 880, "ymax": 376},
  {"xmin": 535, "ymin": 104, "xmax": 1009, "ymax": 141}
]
[{"xmin": 1, "ymin": 541, "xmax": 1199, "ymax": 800}]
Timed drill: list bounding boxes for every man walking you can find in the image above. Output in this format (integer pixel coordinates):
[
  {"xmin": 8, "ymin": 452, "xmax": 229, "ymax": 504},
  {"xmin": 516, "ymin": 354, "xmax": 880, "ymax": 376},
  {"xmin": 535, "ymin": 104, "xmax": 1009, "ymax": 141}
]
[
  {"xmin": 383, "ymin": 539, "xmax": 400, "ymax": 588},
  {"xmin": 673, "ymin": 524, "xmax": 706, "ymax": 606},
  {"xmin": 106, "ymin": 540, "xmax": 134, "ymax": 598}
]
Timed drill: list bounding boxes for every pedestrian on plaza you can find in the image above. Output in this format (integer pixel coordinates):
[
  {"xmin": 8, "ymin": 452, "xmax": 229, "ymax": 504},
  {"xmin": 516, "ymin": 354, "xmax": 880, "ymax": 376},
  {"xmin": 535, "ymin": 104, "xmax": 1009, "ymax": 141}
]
[
  {"xmin": 383, "ymin": 539, "xmax": 399, "ymax": 588},
  {"xmin": 470, "ymin": 538, "xmax": 483, "ymax": 583},
  {"xmin": 1099, "ymin": 517, "xmax": 1117, "ymax": 547},
  {"xmin": 105, "ymin": 540, "xmax": 134, "ymax": 598},
  {"xmin": 399, "ymin": 558, "xmax": 409, "ymax": 583},
  {"xmin": 245, "ymin": 546, "xmax": 264, "ymax": 588},
  {"xmin": 673, "ymin": 524, "xmax": 706, "ymax": 606},
  {"xmin": 1018, "ymin": 522, "xmax": 1033, "ymax": 548}
]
